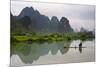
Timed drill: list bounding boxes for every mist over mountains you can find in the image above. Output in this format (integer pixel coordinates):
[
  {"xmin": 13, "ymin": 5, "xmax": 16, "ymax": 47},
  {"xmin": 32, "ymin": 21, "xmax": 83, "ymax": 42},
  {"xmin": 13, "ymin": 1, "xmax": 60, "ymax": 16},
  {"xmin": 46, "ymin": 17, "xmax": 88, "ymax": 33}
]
[{"xmin": 11, "ymin": 7, "xmax": 73, "ymax": 33}]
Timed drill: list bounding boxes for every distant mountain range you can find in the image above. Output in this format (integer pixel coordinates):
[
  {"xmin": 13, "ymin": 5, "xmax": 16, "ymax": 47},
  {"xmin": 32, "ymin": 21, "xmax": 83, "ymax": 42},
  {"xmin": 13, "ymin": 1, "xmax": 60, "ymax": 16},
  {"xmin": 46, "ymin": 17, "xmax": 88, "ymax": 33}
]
[{"xmin": 11, "ymin": 7, "xmax": 73, "ymax": 33}]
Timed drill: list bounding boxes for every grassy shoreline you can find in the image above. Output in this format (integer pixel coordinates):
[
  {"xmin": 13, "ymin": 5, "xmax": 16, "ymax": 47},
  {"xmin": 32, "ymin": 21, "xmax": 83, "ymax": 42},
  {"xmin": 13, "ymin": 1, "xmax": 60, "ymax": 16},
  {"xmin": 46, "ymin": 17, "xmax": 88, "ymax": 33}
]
[{"xmin": 11, "ymin": 32, "xmax": 95, "ymax": 43}]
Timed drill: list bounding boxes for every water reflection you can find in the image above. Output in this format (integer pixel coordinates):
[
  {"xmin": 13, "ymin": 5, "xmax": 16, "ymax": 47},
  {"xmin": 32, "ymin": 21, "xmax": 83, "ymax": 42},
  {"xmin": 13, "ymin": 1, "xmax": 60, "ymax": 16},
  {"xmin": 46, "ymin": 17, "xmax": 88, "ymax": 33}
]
[
  {"xmin": 11, "ymin": 41, "xmax": 73, "ymax": 64},
  {"xmin": 79, "ymin": 47, "xmax": 82, "ymax": 53},
  {"xmin": 60, "ymin": 41, "xmax": 71, "ymax": 54},
  {"xmin": 11, "ymin": 40, "xmax": 91, "ymax": 65}
]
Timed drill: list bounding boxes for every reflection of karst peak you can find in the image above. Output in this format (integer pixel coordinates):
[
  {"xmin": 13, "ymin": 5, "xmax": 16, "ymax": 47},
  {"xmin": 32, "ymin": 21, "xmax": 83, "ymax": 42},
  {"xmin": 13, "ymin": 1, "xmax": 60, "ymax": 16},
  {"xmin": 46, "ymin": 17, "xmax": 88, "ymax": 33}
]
[
  {"xmin": 60, "ymin": 41, "xmax": 72, "ymax": 54},
  {"xmin": 12, "ymin": 41, "xmax": 72, "ymax": 64}
]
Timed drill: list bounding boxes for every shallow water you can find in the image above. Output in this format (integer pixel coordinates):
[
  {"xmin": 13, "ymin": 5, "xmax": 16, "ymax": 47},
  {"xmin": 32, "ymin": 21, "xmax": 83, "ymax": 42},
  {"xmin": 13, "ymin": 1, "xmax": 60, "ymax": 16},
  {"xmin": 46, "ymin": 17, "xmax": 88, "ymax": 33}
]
[{"xmin": 10, "ymin": 40, "xmax": 95, "ymax": 66}]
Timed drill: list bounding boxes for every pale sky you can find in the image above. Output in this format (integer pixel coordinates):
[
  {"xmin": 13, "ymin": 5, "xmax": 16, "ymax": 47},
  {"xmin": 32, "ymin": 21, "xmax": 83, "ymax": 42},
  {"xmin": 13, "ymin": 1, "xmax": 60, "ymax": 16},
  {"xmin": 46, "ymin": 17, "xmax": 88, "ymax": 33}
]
[{"xmin": 11, "ymin": 0, "xmax": 95, "ymax": 31}]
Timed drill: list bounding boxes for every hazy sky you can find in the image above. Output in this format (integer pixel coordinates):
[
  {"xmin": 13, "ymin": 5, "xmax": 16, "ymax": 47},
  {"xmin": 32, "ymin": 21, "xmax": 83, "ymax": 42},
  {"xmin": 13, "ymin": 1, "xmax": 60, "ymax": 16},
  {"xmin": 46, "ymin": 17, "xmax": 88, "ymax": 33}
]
[{"xmin": 11, "ymin": 0, "xmax": 95, "ymax": 31}]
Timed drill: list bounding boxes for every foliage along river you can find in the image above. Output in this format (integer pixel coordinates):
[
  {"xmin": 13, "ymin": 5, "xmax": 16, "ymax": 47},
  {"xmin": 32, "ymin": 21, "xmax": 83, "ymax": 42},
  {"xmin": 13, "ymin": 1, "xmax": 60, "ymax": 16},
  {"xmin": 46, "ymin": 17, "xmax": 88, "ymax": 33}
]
[{"xmin": 10, "ymin": 40, "xmax": 95, "ymax": 66}]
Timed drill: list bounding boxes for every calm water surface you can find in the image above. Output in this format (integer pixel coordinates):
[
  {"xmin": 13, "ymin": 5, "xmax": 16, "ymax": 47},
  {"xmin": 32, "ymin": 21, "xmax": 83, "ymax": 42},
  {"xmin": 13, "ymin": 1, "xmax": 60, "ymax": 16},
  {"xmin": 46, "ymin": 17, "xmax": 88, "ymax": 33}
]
[{"xmin": 10, "ymin": 40, "xmax": 95, "ymax": 66}]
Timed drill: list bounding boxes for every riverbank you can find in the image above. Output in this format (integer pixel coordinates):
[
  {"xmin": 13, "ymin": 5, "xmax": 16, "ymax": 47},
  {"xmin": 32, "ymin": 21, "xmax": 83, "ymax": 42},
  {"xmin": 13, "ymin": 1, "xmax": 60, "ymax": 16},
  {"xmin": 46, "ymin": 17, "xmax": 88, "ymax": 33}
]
[{"xmin": 11, "ymin": 32, "xmax": 95, "ymax": 43}]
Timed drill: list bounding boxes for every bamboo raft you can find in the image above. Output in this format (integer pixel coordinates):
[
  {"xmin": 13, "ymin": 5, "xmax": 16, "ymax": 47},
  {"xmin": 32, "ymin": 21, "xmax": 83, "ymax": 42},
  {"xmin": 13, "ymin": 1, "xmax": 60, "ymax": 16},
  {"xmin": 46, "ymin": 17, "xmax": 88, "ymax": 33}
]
[{"xmin": 64, "ymin": 46, "xmax": 86, "ymax": 48}]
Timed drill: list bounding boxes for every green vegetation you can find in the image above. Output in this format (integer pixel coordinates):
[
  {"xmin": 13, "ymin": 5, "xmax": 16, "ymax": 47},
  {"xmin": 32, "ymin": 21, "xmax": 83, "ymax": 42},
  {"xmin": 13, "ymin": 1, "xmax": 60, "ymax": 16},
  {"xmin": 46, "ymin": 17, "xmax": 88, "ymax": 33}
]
[{"xmin": 11, "ymin": 32, "xmax": 95, "ymax": 44}]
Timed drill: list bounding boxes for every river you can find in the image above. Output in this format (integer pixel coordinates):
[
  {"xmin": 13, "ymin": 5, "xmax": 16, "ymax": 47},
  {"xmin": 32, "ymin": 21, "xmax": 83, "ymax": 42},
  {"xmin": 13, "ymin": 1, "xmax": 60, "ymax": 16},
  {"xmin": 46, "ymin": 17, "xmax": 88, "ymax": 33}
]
[{"xmin": 10, "ymin": 40, "xmax": 95, "ymax": 66}]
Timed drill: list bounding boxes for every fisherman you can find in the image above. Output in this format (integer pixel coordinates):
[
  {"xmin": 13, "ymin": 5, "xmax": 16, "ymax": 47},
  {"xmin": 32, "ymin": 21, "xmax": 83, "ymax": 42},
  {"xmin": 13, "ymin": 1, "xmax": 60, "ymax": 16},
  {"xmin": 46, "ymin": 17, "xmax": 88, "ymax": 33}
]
[
  {"xmin": 79, "ymin": 42, "xmax": 82, "ymax": 48},
  {"xmin": 79, "ymin": 41, "xmax": 82, "ymax": 53}
]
